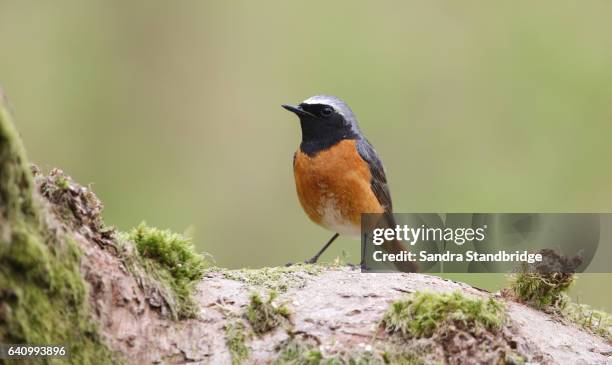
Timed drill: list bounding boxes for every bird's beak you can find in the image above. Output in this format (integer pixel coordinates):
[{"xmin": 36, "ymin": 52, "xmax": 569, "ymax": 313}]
[{"xmin": 282, "ymin": 104, "xmax": 315, "ymax": 118}]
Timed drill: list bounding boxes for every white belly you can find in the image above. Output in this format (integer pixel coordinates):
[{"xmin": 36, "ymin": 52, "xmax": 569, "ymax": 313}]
[{"xmin": 318, "ymin": 197, "xmax": 361, "ymax": 237}]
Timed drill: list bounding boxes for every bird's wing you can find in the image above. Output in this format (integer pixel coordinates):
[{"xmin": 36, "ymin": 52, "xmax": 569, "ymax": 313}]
[{"xmin": 356, "ymin": 138, "xmax": 393, "ymax": 213}]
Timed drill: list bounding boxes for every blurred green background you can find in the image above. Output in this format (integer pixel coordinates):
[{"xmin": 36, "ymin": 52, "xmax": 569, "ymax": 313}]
[{"xmin": 0, "ymin": 1, "xmax": 610, "ymax": 310}]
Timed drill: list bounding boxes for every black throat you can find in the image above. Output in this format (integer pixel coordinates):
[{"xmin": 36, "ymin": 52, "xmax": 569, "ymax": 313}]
[{"xmin": 299, "ymin": 119, "xmax": 360, "ymax": 156}]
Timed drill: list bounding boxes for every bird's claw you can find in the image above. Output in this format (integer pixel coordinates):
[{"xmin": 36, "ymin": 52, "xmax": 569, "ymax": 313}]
[{"xmin": 304, "ymin": 257, "xmax": 318, "ymax": 264}]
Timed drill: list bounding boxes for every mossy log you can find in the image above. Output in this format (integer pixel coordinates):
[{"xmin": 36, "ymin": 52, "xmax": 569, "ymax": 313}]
[{"xmin": 0, "ymin": 90, "xmax": 610, "ymax": 365}]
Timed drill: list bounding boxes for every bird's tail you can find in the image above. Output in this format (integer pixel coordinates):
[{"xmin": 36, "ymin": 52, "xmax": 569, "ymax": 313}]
[
  {"xmin": 374, "ymin": 212, "xmax": 419, "ymax": 273},
  {"xmin": 381, "ymin": 239, "xmax": 418, "ymax": 273}
]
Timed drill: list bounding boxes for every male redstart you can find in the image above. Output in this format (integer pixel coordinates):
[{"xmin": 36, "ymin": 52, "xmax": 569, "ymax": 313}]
[{"xmin": 282, "ymin": 95, "xmax": 417, "ymax": 272}]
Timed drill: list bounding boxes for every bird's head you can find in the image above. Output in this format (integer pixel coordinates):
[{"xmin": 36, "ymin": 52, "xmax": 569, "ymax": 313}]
[{"xmin": 282, "ymin": 95, "xmax": 361, "ymax": 144}]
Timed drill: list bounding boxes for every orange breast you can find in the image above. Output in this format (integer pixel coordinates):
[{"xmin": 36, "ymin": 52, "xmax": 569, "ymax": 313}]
[{"xmin": 293, "ymin": 139, "xmax": 385, "ymax": 236}]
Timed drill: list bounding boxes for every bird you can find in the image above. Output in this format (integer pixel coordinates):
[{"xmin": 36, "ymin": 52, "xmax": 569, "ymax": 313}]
[{"xmin": 282, "ymin": 95, "xmax": 417, "ymax": 272}]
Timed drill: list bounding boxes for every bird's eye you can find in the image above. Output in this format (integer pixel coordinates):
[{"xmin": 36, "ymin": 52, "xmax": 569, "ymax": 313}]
[{"xmin": 320, "ymin": 107, "xmax": 334, "ymax": 117}]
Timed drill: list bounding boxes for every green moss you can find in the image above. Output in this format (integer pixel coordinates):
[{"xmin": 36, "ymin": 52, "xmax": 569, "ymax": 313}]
[
  {"xmin": 380, "ymin": 351, "xmax": 430, "ymax": 365},
  {"xmin": 55, "ymin": 175, "xmax": 70, "ymax": 190},
  {"xmin": 221, "ymin": 264, "xmax": 324, "ymax": 293},
  {"xmin": 129, "ymin": 223, "xmax": 207, "ymax": 283},
  {"xmin": 0, "ymin": 227, "xmax": 115, "ymax": 365},
  {"xmin": 382, "ymin": 291, "xmax": 505, "ymax": 339},
  {"xmin": 0, "ymin": 96, "xmax": 38, "ymax": 225},
  {"xmin": 507, "ymin": 271, "xmax": 574, "ymax": 310},
  {"xmin": 563, "ymin": 302, "xmax": 612, "ymax": 341},
  {"xmin": 0, "ymin": 95, "xmax": 115, "ymax": 363},
  {"xmin": 245, "ymin": 291, "xmax": 291, "ymax": 334},
  {"xmin": 272, "ymin": 335, "xmax": 429, "ymax": 365},
  {"xmin": 505, "ymin": 262, "xmax": 610, "ymax": 340},
  {"xmin": 505, "ymin": 250, "xmax": 578, "ymax": 311},
  {"xmin": 125, "ymin": 223, "xmax": 209, "ymax": 319},
  {"xmin": 272, "ymin": 337, "xmax": 322, "ymax": 365},
  {"xmin": 225, "ymin": 320, "xmax": 250, "ymax": 365}
]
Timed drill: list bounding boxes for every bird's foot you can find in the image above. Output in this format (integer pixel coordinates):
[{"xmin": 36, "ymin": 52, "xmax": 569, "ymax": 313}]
[
  {"xmin": 346, "ymin": 262, "xmax": 367, "ymax": 271},
  {"xmin": 286, "ymin": 258, "xmax": 318, "ymax": 266},
  {"xmin": 304, "ymin": 256, "xmax": 319, "ymax": 264}
]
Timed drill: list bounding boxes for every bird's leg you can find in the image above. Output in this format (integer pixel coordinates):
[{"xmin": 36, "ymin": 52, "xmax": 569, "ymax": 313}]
[{"xmin": 304, "ymin": 233, "xmax": 340, "ymax": 264}]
